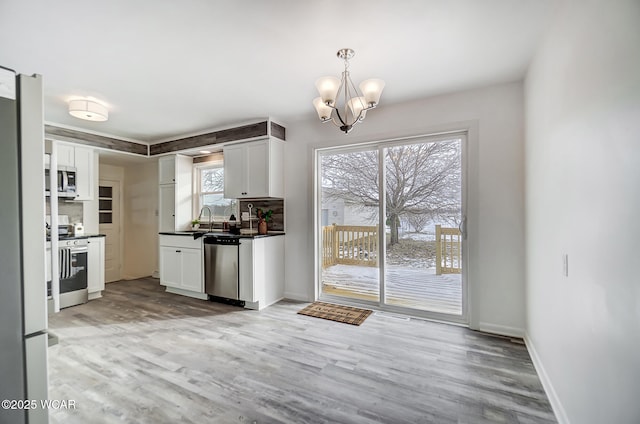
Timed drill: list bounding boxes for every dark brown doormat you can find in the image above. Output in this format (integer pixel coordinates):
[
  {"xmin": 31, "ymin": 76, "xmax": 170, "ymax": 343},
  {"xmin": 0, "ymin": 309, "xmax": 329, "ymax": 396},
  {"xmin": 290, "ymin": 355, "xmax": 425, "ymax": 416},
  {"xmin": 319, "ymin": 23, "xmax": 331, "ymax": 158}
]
[{"xmin": 297, "ymin": 302, "xmax": 373, "ymax": 326}]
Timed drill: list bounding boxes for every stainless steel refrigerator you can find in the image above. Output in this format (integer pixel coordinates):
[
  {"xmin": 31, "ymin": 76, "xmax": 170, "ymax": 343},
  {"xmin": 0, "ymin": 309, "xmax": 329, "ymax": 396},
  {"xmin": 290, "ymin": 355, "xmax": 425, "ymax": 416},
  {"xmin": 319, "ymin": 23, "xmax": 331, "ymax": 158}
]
[{"xmin": 0, "ymin": 66, "xmax": 49, "ymax": 424}]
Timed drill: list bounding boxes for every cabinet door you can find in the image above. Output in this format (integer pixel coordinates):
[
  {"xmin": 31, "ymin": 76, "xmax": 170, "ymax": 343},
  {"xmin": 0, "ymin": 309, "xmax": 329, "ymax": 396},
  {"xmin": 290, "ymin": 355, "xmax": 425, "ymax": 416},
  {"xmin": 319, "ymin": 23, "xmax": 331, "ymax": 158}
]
[
  {"xmin": 45, "ymin": 247, "xmax": 51, "ymax": 283},
  {"xmin": 87, "ymin": 237, "xmax": 105, "ymax": 293},
  {"xmin": 246, "ymin": 141, "xmax": 270, "ymax": 197},
  {"xmin": 158, "ymin": 156, "xmax": 176, "ymax": 185},
  {"xmin": 239, "ymin": 239, "xmax": 256, "ymax": 302},
  {"xmin": 180, "ymin": 248, "xmax": 203, "ymax": 292},
  {"xmin": 74, "ymin": 146, "xmax": 94, "ymax": 200},
  {"xmin": 223, "ymin": 144, "xmax": 245, "ymax": 198},
  {"xmin": 159, "ymin": 184, "xmax": 176, "ymax": 232},
  {"xmin": 159, "ymin": 246, "xmax": 181, "ymax": 288},
  {"xmin": 57, "ymin": 144, "xmax": 75, "ymax": 167}
]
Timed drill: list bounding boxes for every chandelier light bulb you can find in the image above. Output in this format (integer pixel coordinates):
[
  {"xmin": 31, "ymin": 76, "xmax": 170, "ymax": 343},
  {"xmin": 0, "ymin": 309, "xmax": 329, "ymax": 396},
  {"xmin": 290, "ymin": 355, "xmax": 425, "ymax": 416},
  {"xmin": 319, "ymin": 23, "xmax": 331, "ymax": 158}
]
[
  {"xmin": 347, "ymin": 96, "xmax": 367, "ymax": 121},
  {"xmin": 359, "ymin": 79, "xmax": 385, "ymax": 106},
  {"xmin": 315, "ymin": 76, "xmax": 341, "ymax": 105},
  {"xmin": 312, "ymin": 97, "xmax": 333, "ymax": 121}
]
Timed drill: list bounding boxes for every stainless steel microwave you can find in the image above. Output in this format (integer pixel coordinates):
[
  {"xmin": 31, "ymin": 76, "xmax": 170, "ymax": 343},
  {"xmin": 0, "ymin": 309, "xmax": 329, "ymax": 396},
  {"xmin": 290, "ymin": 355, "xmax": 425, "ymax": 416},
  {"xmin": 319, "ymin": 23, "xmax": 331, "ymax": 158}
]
[{"xmin": 45, "ymin": 165, "xmax": 78, "ymax": 198}]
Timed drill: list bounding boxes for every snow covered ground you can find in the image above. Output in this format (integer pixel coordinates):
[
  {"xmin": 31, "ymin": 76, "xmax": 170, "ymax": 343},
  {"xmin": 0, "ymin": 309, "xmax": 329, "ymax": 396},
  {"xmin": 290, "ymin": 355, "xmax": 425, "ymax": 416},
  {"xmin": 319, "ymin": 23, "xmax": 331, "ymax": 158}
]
[{"xmin": 322, "ymin": 264, "xmax": 462, "ymax": 315}]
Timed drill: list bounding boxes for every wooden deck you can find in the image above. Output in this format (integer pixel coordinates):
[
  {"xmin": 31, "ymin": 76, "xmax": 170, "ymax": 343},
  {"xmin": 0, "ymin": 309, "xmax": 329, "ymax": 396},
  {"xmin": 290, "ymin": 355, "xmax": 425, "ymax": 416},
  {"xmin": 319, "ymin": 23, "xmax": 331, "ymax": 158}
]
[{"xmin": 322, "ymin": 264, "xmax": 462, "ymax": 315}]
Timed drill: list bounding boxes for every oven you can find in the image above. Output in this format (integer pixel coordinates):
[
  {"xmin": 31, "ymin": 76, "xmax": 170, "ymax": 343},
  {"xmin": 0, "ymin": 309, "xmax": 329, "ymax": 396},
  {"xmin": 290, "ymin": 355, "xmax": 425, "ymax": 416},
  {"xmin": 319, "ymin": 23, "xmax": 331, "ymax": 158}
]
[{"xmin": 48, "ymin": 239, "xmax": 89, "ymax": 308}]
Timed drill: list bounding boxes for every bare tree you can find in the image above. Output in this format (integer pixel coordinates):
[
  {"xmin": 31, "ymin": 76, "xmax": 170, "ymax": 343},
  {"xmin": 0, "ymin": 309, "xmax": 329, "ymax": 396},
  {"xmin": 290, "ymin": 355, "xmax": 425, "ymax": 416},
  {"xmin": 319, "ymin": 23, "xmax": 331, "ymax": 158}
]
[
  {"xmin": 201, "ymin": 167, "xmax": 224, "ymax": 192},
  {"xmin": 322, "ymin": 140, "xmax": 461, "ymax": 245},
  {"xmin": 406, "ymin": 213, "xmax": 431, "ymax": 233}
]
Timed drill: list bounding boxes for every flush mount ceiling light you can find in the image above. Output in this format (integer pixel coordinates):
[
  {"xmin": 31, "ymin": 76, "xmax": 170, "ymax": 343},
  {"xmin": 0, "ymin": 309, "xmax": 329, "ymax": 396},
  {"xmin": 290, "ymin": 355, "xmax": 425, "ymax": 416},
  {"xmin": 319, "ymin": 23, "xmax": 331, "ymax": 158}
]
[
  {"xmin": 313, "ymin": 48, "xmax": 385, "ymax": 134},
  {"xmin": 68, "ymin": 99, "xmax": 108, "ymax": 122}
]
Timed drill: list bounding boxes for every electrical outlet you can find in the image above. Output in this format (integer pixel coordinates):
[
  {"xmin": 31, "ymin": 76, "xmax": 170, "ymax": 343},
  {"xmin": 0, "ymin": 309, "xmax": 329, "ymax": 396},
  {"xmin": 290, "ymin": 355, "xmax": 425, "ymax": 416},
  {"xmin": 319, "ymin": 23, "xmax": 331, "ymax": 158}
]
[{"xmin": 563, "ymin": 254, "xmax": 569, "ymax": 277}]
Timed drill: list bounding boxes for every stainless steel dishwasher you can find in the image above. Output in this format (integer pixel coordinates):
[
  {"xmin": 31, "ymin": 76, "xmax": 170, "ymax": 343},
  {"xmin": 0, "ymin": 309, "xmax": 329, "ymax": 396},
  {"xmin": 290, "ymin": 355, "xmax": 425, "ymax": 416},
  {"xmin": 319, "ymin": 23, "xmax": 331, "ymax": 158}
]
[{"xmin": 204, "ymin": 236, "xmax": 240, "ymax": 300}]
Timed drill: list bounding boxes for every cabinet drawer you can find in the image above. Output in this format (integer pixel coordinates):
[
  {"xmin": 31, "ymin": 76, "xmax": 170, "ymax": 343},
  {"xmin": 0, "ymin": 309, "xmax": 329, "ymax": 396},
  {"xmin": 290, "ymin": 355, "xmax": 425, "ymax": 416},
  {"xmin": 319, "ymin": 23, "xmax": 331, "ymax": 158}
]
[{"xmin": 159, "ymin": 235, "xmax": 202, "ymax": 249}]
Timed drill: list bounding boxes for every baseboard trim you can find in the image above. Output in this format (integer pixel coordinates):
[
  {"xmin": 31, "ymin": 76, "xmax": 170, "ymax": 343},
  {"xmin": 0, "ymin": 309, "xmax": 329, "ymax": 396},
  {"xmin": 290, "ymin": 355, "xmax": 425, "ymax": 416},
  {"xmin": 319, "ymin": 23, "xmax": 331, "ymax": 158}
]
[
  {"xmin": 478, "ymin": 322, "xmax": 524, "ymax": 338},
  {"xmin": 524, "ymin": 333, "xmax": 570, "ymax": 424},
  {"xmin": 283, "ymin": 291, "xmax": 311, "ymax": 302},
  {"xmin": 88, "ymin": 291, "xmax": 102, "ymax": 300},
  {"xmin": 165, "ymin": 287, "xmax": 208, "ymax": 301}
]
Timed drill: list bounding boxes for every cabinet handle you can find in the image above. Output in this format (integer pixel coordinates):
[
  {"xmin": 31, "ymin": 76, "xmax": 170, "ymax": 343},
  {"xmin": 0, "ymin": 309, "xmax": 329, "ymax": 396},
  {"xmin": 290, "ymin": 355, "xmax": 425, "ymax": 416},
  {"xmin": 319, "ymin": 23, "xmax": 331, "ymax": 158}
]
[{"xmin": 175, "ymin": 250, "xmax": 181, "ymax": 253}]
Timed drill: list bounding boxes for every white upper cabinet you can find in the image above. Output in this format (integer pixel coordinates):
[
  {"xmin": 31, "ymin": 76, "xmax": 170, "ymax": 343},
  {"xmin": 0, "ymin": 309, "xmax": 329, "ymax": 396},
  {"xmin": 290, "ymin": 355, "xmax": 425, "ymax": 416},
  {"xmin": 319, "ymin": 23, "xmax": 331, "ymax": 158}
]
[
  {"xmin": 223, "ymin": 138, "xmax": 284, "ymax": 199},
  {"xmin": 158, "ymin": 155, "xmax": 193, "ymax": 232},
  {"xmin": 74, "ymin": 146, "xmax": 94, "ymax": 201},
  {"xmin": 223, "ymin": 145, "xmax": 245, "ymax": 198},
  {"xmin": 56, "ymin": 144, "xmax": 75, "ymax": 167},
  {"xmin": 158, "ymin": 155, "xmax": 177, "ymax": 184},
  {"xmin": 55, "ymin": 142, "xmax": 95, "ymax": 201},
  {"xmin": 159, "ymin": 184, "xmax": 176, "ymax": 232}
]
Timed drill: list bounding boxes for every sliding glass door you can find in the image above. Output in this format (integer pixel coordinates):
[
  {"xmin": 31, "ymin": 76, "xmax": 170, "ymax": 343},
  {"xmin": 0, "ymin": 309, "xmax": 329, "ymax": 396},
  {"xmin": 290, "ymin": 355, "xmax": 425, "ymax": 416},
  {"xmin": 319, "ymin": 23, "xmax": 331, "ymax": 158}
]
[
  {"xmin": 318, "ymin": 147, "xmax": 380, "ymax": 302},
  {"xmin": 317, "ymin": 134, "xmax": 466, "ymax": 321}
]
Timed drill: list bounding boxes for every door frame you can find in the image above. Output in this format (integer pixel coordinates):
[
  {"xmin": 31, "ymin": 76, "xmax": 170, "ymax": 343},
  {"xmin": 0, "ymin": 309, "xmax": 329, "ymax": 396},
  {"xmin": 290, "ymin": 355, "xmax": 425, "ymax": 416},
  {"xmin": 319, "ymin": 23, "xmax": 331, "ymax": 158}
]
[
  {"xmin": 314, "ymin": 131, "xmax": 469, "ymax": 325},
  {"xmin": 99, "ymin": 178, "xmax": 123, "ymax": 283}
]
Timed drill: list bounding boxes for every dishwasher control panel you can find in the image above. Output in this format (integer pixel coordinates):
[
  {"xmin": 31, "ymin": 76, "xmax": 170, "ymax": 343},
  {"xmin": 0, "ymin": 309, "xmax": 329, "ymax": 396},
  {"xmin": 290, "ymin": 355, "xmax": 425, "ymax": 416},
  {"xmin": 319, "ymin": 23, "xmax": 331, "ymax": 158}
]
[{"xmin": 203, "ymin": 236, "xmax": 240, "ymax": 245}]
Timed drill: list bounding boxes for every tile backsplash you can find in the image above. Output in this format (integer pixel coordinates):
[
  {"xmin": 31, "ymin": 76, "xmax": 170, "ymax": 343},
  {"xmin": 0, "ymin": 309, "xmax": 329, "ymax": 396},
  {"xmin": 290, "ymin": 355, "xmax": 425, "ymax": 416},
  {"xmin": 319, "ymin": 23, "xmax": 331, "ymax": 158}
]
[
  {"xmin": 238, "ymin": 199, "xmax": 284, "ymax": 232},
  {"xmin": 45, "ymin": 199, "xmax": 83, "ymax": 224}
]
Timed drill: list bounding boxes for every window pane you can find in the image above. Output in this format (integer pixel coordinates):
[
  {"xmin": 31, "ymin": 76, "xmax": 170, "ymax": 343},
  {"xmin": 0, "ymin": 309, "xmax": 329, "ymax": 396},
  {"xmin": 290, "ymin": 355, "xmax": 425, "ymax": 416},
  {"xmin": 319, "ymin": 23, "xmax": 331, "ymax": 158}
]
[
  {"xmin": 99, "ymin": 186, "xmax": 112, "ymax": 198},
  {"xmin": 202, "ymin": 194, "xmax": 236, "ymax": 218},
  {"xmin": 201, "ymin": 168, "xmax": 224, "ymax": 192},
  {"xmin": 99, "ymin": 212, "xmax": 112, "ymax": 224}
]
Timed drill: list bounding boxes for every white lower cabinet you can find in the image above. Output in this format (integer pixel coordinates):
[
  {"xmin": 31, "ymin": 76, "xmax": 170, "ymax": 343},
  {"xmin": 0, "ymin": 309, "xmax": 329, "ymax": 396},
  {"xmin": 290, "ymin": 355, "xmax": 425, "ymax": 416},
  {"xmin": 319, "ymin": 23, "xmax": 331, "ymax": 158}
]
[
  {"xmin": 87, "ymin": 236, "xmax": 105, "ymax": 299},
  {"xmin": 178, "ymin": 248, "xmax": 202, "ymax": 292},
  {"xmin": 239, "ymin": 236, "xmax": 284, "ymax": 310},
  {"xmin": 159, "ymin": 235, "xmax": 206, "ymax": 299},
  {"xmin": 159, "ymin": 246, "xmax": 182, "ymax": 287}
]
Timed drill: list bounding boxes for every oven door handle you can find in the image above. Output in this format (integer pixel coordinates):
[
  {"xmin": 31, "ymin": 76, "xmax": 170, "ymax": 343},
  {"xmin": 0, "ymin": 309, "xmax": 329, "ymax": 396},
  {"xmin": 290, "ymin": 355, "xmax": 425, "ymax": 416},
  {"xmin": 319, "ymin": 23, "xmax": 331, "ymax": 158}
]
[{"xmin": 66, "ymin": 246, "xmax": 88, "ymax": 253}]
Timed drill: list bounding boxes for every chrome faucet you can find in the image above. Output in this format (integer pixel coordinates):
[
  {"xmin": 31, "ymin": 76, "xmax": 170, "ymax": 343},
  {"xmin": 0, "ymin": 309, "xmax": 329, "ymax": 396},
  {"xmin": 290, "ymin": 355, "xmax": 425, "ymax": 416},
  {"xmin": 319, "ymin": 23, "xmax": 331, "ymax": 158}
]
[{"xmin": 198, "ymin": 206, "xmax": 214, "ymax": 231}]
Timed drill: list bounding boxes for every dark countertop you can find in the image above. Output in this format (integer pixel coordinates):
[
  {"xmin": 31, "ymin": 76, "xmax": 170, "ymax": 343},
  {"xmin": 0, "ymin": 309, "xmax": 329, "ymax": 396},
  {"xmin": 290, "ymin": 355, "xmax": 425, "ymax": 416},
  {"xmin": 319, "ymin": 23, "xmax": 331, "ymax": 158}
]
[
  {"xmin": 47, "ymin": 233, "xmax": 106, "ymax": 241},
  {"xmin": 159, "ymin": 231, "xmax": 285, "ymax": 239}
]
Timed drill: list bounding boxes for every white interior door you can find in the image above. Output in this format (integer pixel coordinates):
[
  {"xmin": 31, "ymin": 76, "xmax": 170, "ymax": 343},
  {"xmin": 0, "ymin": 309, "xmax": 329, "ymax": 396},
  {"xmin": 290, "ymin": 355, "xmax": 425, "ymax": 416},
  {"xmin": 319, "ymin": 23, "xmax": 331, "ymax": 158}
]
[{"xmin": 99, "ymin": 180, "xmax": 122, "ymax": 283}]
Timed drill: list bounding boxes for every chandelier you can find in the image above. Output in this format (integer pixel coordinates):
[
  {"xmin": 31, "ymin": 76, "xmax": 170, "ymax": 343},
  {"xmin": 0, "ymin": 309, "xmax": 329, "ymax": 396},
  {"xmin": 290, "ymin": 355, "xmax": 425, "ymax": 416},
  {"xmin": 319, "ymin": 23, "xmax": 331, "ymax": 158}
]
[{"xmin": 313, "ymin": 48, "xmax": 385, "ymax": 134}]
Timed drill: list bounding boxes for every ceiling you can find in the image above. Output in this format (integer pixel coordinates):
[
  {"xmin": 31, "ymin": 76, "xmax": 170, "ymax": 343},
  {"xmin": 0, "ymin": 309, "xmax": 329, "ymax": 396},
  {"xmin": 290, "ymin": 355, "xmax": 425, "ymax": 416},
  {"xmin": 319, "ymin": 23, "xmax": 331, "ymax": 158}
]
[{"xmin": 0, "ymin": 0, "xmax": 554, "ymax": 144}]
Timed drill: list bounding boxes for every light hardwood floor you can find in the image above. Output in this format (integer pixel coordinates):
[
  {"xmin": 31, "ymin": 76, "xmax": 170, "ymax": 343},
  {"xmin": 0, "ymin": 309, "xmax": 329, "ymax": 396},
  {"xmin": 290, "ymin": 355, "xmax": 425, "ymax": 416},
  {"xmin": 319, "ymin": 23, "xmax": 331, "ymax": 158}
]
[{"xmin": 47, "ymin": 278, "xmax": 556, "ymax": 424}]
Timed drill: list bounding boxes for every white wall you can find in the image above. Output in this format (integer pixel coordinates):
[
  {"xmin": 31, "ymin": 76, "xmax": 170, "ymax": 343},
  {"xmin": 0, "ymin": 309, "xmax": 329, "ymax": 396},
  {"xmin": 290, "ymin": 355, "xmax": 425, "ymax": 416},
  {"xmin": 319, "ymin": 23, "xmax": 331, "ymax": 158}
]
[
  {"xmin": 284, "ymin": 81, "xmax": 527, "ymax": 335},
  {"xmin": 100, "ymin": 160, "xmax": 159, "ymax": 280},
  {"xmin": 122, "ymin": 161, "xmax": 158, "ymax": 279},
  {"xmin": 524, "ymin": 0, "xmax": 640, "ymax": 423}
]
